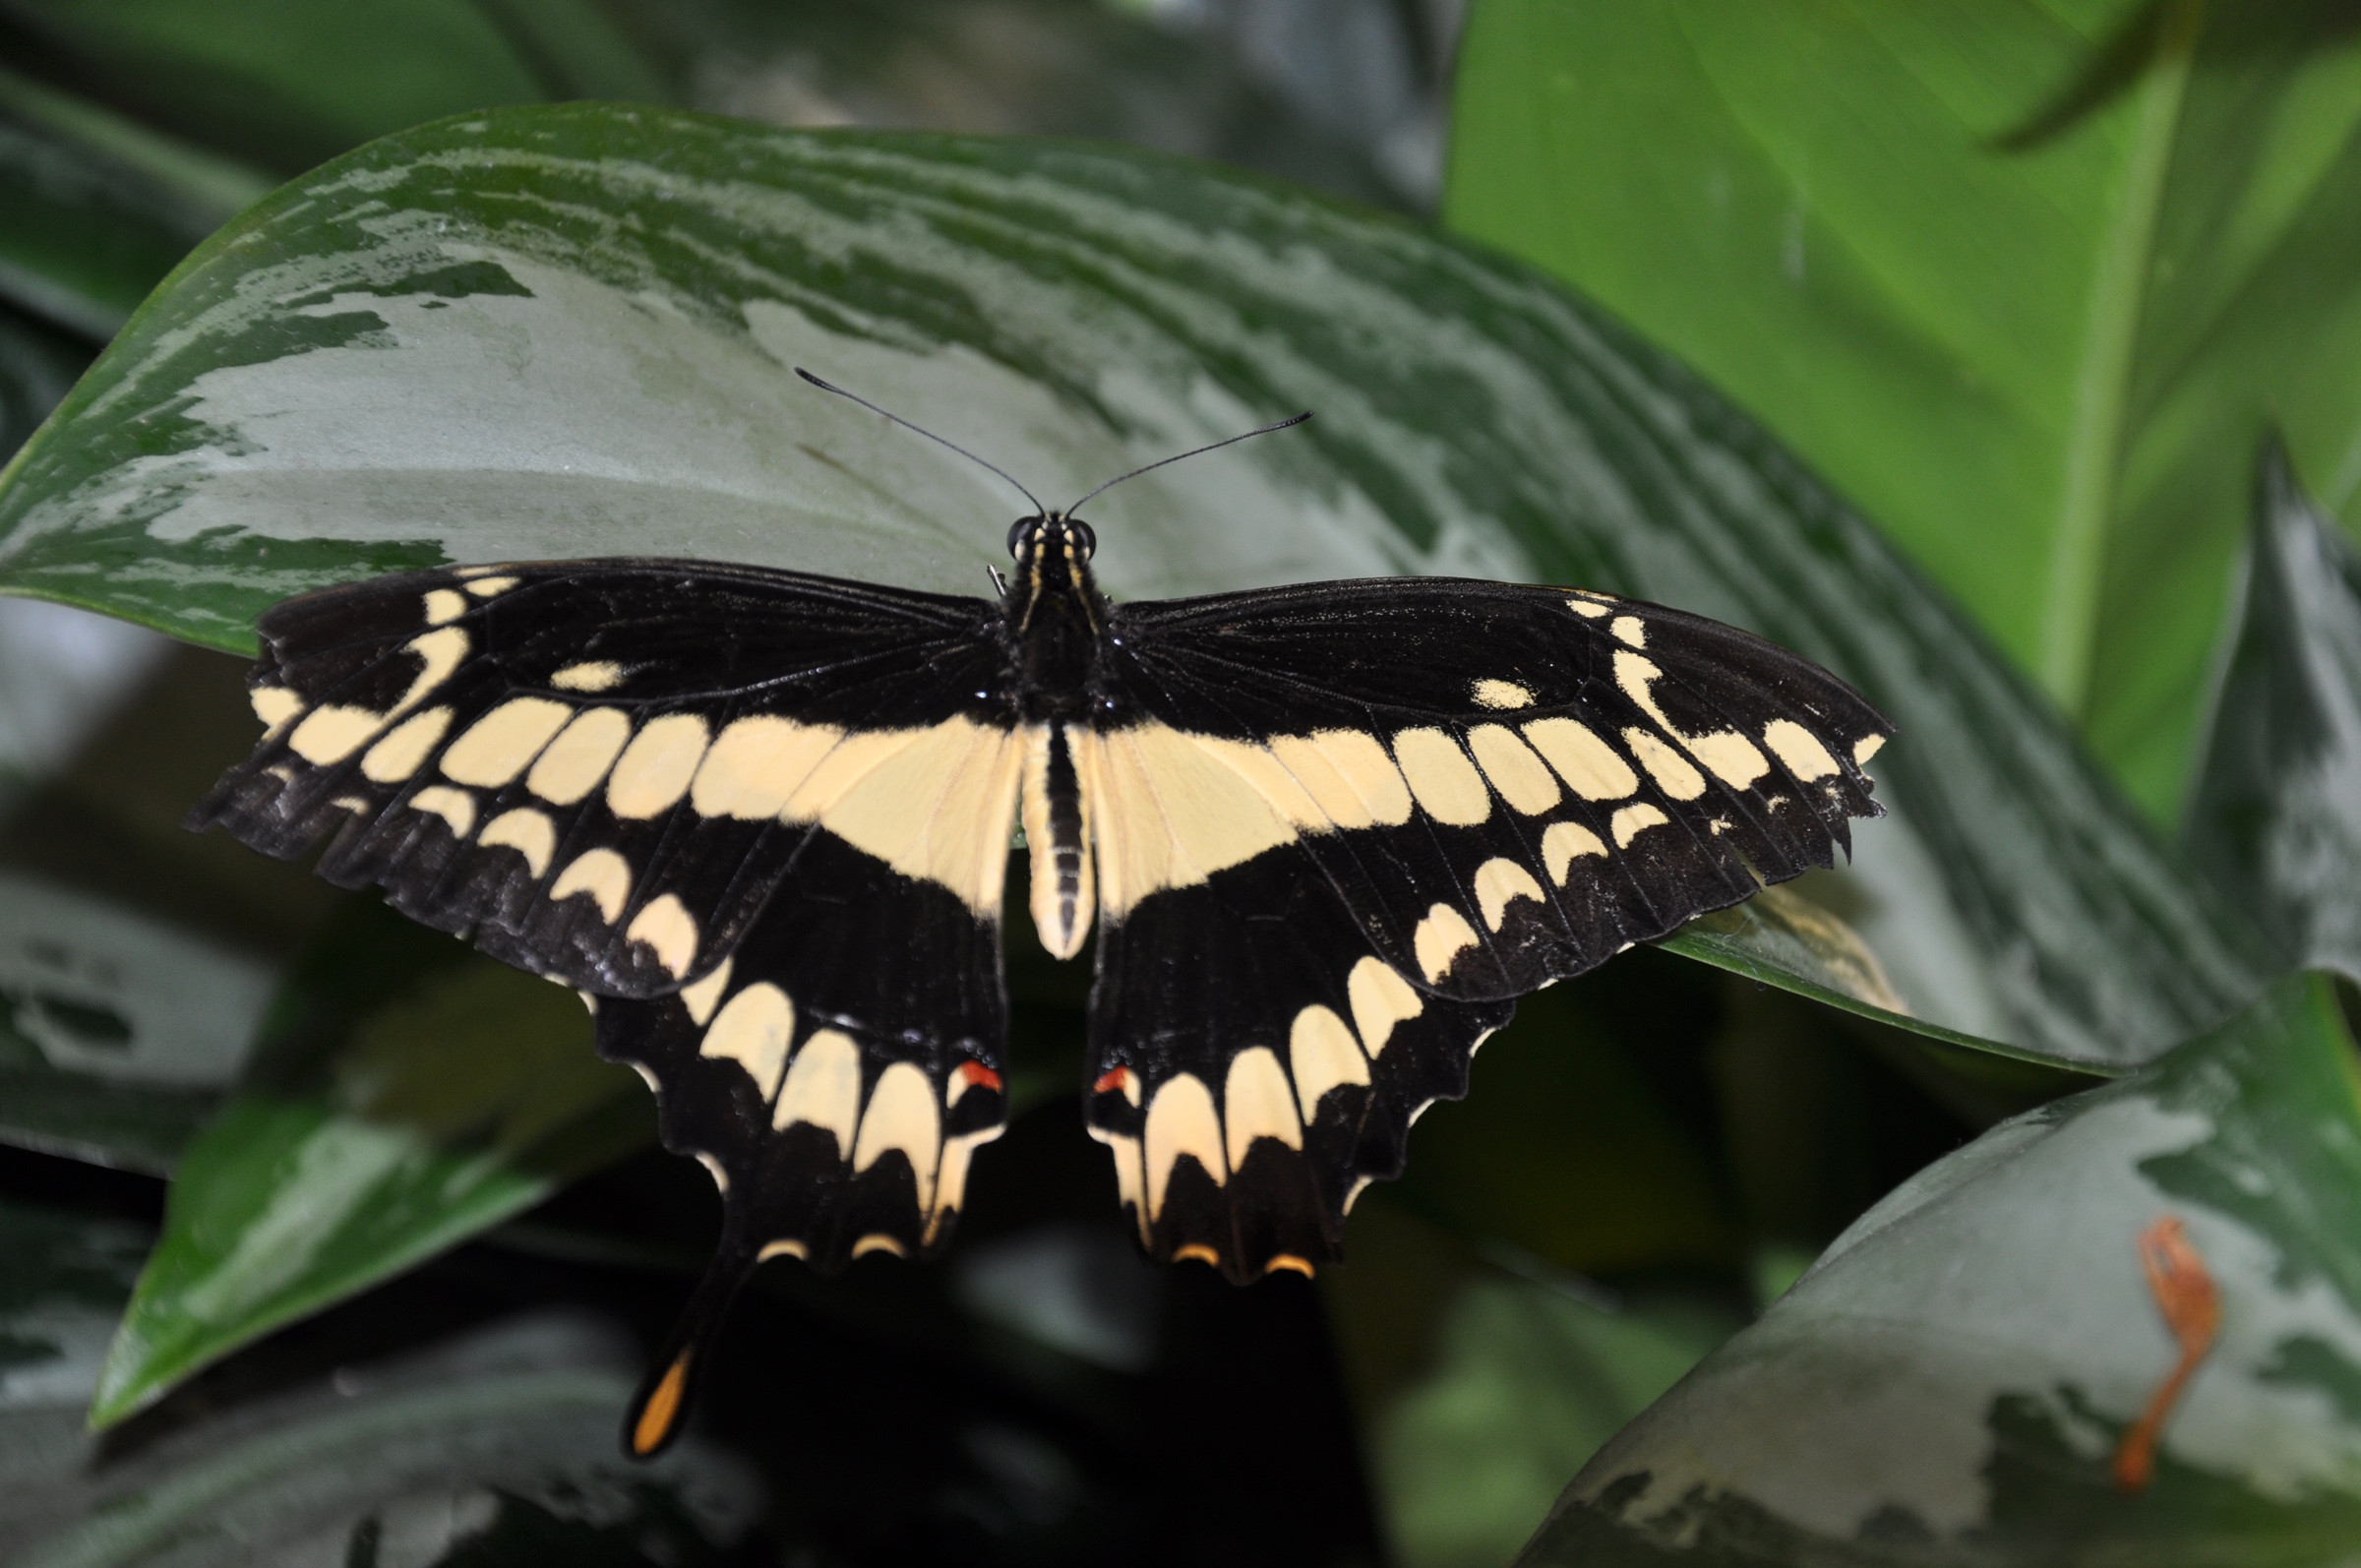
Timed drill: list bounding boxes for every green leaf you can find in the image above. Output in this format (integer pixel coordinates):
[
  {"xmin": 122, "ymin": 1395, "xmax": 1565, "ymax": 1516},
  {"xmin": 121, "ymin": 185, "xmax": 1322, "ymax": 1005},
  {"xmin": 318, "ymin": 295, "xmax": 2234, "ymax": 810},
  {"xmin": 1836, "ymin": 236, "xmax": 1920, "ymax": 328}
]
[
  {"xmin": 1520, "ymin": 972, "xmax": 2361, "ymax": 1565},
  {"xmin": 0, "ymin": 63, "xmax": 272, "ymax": 339},
  {"xmin": 25, "ymin": 1313, "xmax": 760, "ymax": 1568},
  {"xmin": 1332, "ymin": 1199, "xmax": 1742, "ymax": 1568},
  {"xmin": 5, "ymin": 0, "xmax": 671, "ymax": 173},
  {"xmin": 89, "ymin": 902, "xmax": 651, "ymax": 1426},
  {"xmin": 0, "ymin": 106, "xmax": 2270, "ymax": 1078},
  {"xmin": 2183, "ymin": 443, "xmax": 2361, "ymax": 983},
  {"xmin": 1446, "ymin": 1, "xmax": 2361, "ymax": 821},
  {"xmin": 0, "ymin": 306, "xmax": 91, "ymax": 461}
]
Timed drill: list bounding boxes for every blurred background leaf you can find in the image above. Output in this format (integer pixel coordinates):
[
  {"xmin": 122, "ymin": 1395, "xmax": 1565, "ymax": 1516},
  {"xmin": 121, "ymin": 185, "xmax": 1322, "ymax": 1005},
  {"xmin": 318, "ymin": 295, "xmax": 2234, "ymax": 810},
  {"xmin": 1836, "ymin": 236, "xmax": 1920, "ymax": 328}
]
[
  {"xmin": 1525, "ymin": 972, "xmax": 2361, "ymax": 1566},
  {"xmin": 1446, "ymin": 0, "xmax": 2361, "ymax": 824},
  {"xmin": 86, "ymin": 901, "xmax": 651, "ymax": 1428},
  {"xmin": 2183, "ymin": 442, "xmax": 2361, "ymax": 984}
]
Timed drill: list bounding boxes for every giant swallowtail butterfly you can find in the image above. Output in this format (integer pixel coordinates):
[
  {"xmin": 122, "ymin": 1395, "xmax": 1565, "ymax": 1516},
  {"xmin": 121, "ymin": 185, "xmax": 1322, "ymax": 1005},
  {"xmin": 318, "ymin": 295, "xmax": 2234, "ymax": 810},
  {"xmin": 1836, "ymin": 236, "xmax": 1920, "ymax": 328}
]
[{"xmin": 190, "ymin": 374, "xmax": 1892, "ymax": 1456}]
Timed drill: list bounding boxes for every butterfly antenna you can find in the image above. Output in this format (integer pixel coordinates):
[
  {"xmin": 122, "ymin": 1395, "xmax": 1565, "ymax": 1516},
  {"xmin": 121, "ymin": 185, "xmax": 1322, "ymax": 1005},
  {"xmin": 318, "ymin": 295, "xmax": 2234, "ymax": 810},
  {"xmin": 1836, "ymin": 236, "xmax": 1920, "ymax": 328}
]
[
  {"xmin": 1063, "ymin": 410, "xmax": 1311, "ymax": 516},
  {"xmin": 796, "ymin": 368, "xmax": 1047, "ymax": 513}
]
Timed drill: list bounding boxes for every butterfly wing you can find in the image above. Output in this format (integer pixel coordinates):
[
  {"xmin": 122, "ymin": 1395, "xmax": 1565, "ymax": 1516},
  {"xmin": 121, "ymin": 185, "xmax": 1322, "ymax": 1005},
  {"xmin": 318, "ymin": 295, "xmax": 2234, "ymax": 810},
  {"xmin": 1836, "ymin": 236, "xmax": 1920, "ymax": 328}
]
[
  {"xmin": 595, "ymin": 828, "xmax": 1012, "ymax": 1455},
  {"xmin": 193, "ymin": 558, "xmax": 1028, "ymax": 1455},
  {"xmin": 189, "ymin": 559, "xmax": 1015, "ymax": 996},
  {"xmin": 1077, "ymin": 576, "xmax": 1891, "ymax": 1279}
]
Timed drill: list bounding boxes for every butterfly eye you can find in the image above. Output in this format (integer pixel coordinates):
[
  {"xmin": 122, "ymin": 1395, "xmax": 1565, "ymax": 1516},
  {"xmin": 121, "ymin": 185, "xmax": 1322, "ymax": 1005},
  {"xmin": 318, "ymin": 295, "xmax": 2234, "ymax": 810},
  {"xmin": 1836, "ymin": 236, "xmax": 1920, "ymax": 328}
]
[
  {"xmin": 1068, "ymin": 519, "xmax": 1097, "ymax": 560},
  {"xmin": 1006, "ymin": 518, "xmax": 1036, "ymax": 557}
]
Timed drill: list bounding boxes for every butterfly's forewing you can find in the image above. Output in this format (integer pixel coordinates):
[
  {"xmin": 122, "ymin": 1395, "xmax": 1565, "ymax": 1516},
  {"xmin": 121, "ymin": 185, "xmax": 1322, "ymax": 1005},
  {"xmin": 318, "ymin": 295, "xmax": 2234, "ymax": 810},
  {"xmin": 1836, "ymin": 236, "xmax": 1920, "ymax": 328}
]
[
  {"xmin": 190, "ymin": 560, "xmax": 1010, "ymax": 995},
  {"xmin": 1078, "ymin": 578, "xmax": 1891, "ymax": 1280}
]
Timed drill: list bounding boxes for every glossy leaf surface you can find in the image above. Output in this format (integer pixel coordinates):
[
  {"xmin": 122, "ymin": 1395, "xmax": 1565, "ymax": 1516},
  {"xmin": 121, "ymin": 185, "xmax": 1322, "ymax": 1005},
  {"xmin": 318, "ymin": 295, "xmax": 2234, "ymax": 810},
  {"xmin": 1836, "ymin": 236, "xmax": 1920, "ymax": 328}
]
[
  {"xmin": 88, "ymin": 903, "xmax": 649, "ymax": 1425},
  {"xmin": 2184, "ymin": 445, "xmax": 2361, "ymax": 984},
  {"xmin": 0, "ymin": 104, "xmax": 2270, "ymax": 1069},
  {"xmin": 1523, "ymin": 973, "xmax": 2361, "ymax": 1565},
  {"xmin": 1447, "ymin": 0, "xmax": 2361, "ymax": 819}
]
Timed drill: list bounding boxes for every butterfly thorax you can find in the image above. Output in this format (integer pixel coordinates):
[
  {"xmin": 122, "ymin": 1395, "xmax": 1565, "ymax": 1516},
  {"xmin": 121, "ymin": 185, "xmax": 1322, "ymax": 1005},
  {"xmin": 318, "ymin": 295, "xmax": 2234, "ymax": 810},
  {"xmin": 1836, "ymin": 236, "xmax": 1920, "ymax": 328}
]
[{"xmin": 1002, "ymin": 513, "xmax": 1109, "ymax": 724}]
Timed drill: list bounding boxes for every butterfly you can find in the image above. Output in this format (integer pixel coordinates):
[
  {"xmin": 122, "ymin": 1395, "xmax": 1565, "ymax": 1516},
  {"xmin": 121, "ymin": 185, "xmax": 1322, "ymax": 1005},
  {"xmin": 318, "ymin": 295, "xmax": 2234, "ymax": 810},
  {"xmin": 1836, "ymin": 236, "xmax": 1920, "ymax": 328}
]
[{"xmin": 189, "ymin": 372, "xmax": 1893, "ymax": 1456}]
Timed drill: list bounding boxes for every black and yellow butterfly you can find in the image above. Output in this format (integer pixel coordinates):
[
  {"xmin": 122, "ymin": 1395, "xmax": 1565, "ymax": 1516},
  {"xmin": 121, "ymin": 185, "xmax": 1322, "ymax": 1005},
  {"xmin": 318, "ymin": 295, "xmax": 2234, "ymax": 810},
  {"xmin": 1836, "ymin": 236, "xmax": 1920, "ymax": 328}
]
[{"xmin": 189, "ymin": 376, "xmax": 1891, "ymax": 1456}]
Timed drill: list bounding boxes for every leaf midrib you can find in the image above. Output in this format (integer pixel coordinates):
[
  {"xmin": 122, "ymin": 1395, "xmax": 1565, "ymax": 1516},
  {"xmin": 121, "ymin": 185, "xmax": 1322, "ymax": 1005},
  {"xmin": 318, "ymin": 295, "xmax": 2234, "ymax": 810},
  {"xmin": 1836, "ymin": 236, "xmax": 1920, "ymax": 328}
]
[{"xmin": 2038, "ymin": 0, "xmax": 2205, "ymax": 717}]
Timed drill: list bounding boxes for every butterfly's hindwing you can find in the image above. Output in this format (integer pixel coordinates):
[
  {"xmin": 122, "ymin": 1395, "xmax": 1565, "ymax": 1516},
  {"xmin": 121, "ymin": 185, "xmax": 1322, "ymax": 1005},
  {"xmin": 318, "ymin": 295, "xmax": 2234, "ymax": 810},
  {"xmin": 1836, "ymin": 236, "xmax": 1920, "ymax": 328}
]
[
  {"xmin": 1085, "ymin": 848, "xmax": 1512, "ymax": 1282},
  {"xmin": 595, "ymin": 829, "xmax": 1012, "ymax": 1271},
  {"xmin": 189, "ymin": 561, "xmax": 1012, "ymax": 997}
]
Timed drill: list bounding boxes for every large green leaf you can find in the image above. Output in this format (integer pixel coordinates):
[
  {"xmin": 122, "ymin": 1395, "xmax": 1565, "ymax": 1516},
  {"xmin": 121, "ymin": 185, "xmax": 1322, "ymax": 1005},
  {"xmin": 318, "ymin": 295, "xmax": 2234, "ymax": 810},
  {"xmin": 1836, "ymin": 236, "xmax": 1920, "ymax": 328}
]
[
  {"xmin": 0, "ymin": 104, "xmax": 2271, "ymax": 1069},
  {"xmin": 88, "ymin": 901, "xmax": 650, "ymax": 1426},
  {"xmin": 25, "ymin": 1310, "xmax": 761, "ymax": 1568},
  {"xmin": 0, "ymin": 306, "xmax": 91, "ymax": 460},
  {"xmin": 2183, "ymin": 444, "xmax": 2361, "ymax": 983},
  {"xmin": 1521, "ymin": 972, "xmax": 2361, "ymax": 1565},
  {"xmin": 0, "ymin": 63, "xmax": 271, "ymax": 340},
  {"xmin": 1446, "ymin": 1, "xmax": 2361, "ymax": 821},
  {"xmin": 3, "ymin": 0, "xmax": 671, "ymax": 175}
]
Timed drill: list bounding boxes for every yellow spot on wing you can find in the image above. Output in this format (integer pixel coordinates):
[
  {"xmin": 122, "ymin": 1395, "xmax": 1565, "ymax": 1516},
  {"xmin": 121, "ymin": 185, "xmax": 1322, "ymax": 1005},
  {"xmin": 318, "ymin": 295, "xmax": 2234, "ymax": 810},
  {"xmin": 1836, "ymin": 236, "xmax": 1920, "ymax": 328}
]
[
  {"xmin": 1564, "ymin": 596, "xmax": 1611, "ymax": 619},
  {"xmin": 608, "ymin": 713, "xmax": 710, "ymax": 818},
  {"xmin": 1263, "ymin": 1254, "xmax": 1315, "ymax": 1278},
  {"xmin": 551, "ymin": 847, "xmax": 631, "ymax": 921},
  {"xmin": 551, "ymin": 660, "xmax": 623, "ymax": 693},
  {"xmin": 288, "ymin": 704, "xmax": 387, "ymax": 764},
  {"xmin": 1145, "ymin": 1073, "xmax": 1226, "ymax": 1219},
  {"xmin": 250, "ymin": 686, "xmax": 302, "ymax": 732},
  {"xmin": 423, "ymin": 588, "xmax": 467, "ymax": 626},
  {"xmin": 1763, "ymin": 719, "xmax": 1841, "ymax": 780},
  {"xmin": 1466, "ymin": 724, "xmax": 1561, "ymax": 814},
  {"xmin": 693, "ymin": 716, "xmax": 841, "ymax": 818},
  {"xmin": 1473, "ymin": 678, "xmax": 1535, "ymax": 710},
  {"xmin": 1391, "ymin": 728, "xmax": 1491, "ymax": 824},
  {"xmin": 853, "ymin": 1235, "xmax": 907, "ymax": 1258},
  {"xmin": 1610, "ymin": 803, "xmax": 1669, "ymax": 846},
  {"xmin": 394, "ymin": 628, "xmax": 469, "ymax": 715},
  {"xmin": 1347, "ymin": 957, "xmax": 1423, "ymax": 1056},
  {"xmin": 408, "ymin": 785, "xmax": 475, "ymax": 838},
  {"xmin": 528, "ymin": 707, "xmax": 632, "ymax": 804},
  {"xmin": 1854, "ymin": 733, "xmax": 1887, "ymax": 766},
  {"xmin": 773, "ymin": 1028, "xmax": 862, "ymax": 1150},
  {"xmin": 480, "ymin": 807, "xmax": 556, "ymax": 875},
  {"xmin": 1541, "ymin": 820, "xmax": 1607, "ymax": 882},
  {"xmin": 464, "ymin": 574, "xmax": 518, "ymax": 596},
  {"xmin": 362, "ymin": 706, "xmax": 453, "ymax": 782},
  {"xmin": 1222, "ymin": 1047, "xmax": 1303, "ymax": 1170},
  {"xmin": 1522, "ymin": 718, "xmax": 1638, "ymax": 800},
  {"xmin": 625, "ymin": 893, "xmax": 698, "ymax": 978},
  {"xmin": 1623, "ymin": 727, "xmax": 1708, "ymax": 800},
  {"xmin": 1414, "ymin": 904, "xmax": 1479, "ymax": 982},
  {"xmin": 443, "ymin": 697, "xmax": 573, "ymax": 787},
  {"xmin": 757, "ymin": 1238, "xmax": 809, "ymax": 1262},
  {"xmin": 931, "ymin": 1126, "xmax": 1005, "ymax": 1241},
  {"xmin": 1474, "ymin": 858, "xmax": 1545, "ymax": 930},
  {"xmin": 1268, "ymin": 730, "xmax": 1413, "ymax": 828},
  {"xmin": 678, "ymin": 956, "xmax": 734, "ymax": 1027},
  {"xmin": 1610, "ymin": 615, "xmax": 1646, "ymax": 648},
  {"xmin": 1288, "ymin": 1004, "xmax": 1369, "ymax": 1122},
  {"xmin": 853, "ymin": 1060, "xmax": 942, "ymax": 1211}
]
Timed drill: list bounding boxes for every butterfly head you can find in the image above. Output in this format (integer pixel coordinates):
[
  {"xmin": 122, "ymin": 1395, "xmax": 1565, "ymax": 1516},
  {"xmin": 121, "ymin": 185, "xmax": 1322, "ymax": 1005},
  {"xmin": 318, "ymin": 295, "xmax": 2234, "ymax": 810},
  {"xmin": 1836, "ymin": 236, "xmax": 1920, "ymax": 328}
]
[{"xmin": 1005, "ymin": 512, "xmax": 1097, "ymax": 565}]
